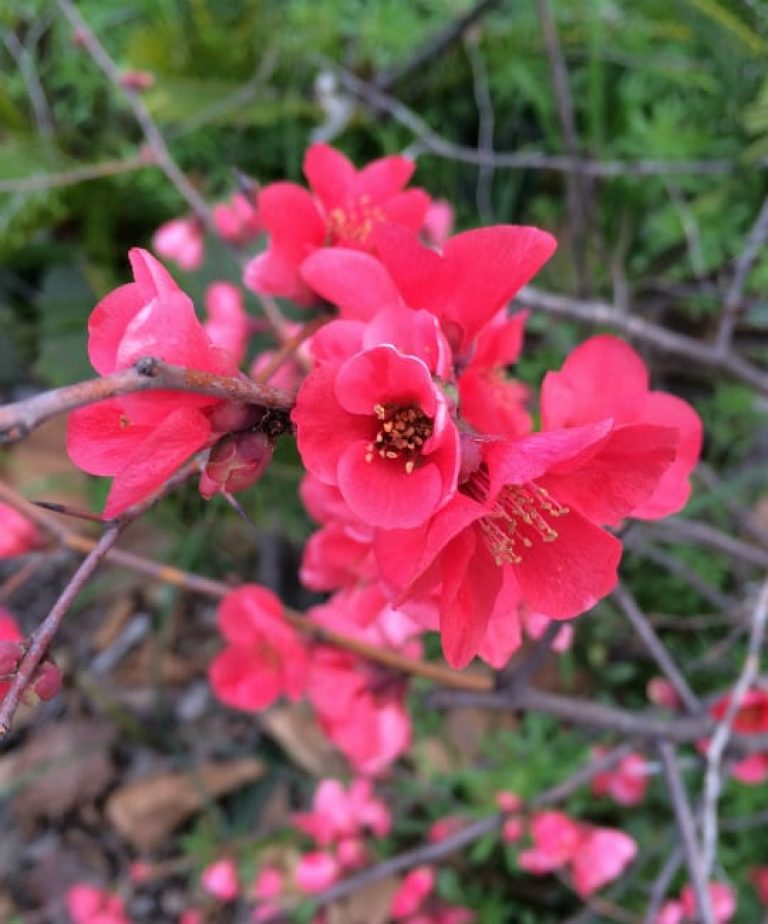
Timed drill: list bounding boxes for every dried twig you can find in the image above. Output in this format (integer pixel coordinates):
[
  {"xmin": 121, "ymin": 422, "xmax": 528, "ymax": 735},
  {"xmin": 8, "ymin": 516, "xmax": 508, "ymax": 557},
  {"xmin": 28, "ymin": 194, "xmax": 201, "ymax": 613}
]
[
  {"xmin": 700, "ymin": 576, "xmax": 768, "ymax": 878},
  {"xmin": 0, "ymin": 153, "xmax": 155, "ymax": 194},
  {"xmin": 657, "ymin": 742, "xmax": 715, "ymax": 924},
  {"xmin": 0, "ymin": 357, "xmax": 295, "ymax": 446},
  {"xmin": 54, "ymin": 0, "xmax": 214, "ymax": 230}
]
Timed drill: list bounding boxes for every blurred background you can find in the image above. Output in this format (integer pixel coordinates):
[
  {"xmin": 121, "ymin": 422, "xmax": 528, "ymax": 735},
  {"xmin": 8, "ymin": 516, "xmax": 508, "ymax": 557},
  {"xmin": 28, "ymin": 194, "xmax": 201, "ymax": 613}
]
[{"xmin": 2, "ymin": 1, "xmax": 768, "ymax": 921}]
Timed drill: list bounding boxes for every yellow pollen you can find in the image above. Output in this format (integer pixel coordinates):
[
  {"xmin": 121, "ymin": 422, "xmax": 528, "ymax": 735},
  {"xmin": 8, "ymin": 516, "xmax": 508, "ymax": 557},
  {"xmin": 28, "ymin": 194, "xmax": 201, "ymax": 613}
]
[
  {"xmin": 465, "ymin": 472, "xmax": 569, "ymax": 565},
  {"xmin": 326, "ymin": 198, "xmax": 386, "ymax": 246},
  {"xmin": 365, "ymin": 403, "xmax": 433, "ymax": 474}
]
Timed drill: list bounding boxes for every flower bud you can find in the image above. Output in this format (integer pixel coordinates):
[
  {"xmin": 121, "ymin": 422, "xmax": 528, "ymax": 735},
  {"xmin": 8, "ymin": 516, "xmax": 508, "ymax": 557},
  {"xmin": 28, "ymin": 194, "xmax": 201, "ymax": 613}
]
[
  {"xmin": 26, "ymin": 661, "xmax": 63, "ymax": 703},
  {"xmin": 200, "ymin": 431, "xmax": 274, "ymax": 499}
]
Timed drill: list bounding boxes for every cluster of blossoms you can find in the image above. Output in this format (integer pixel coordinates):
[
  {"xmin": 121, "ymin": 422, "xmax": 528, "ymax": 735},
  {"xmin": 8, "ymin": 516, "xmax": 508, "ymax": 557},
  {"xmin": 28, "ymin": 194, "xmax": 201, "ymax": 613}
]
[
  {"xmin": 496, "ymin": 800, "xmax": 637, "ymax": 898},
  {"xmin": 655, "ymin": 881, "xmax": 736, "ymax": 924},
  {"xmin": 61, "ymin": 141, "xmax": 706, "ymax": 778}
]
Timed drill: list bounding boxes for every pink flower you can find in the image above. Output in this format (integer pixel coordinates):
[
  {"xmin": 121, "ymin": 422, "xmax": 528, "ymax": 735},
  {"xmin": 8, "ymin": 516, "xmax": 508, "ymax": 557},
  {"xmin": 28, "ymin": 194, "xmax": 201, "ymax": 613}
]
[
  {"xmin": 421, "ymin": 199, "xmax": 454, "ymax": 247},
  {"xmin": 119, "ymin": 70, "xmax": 155, "ymax": 91},
  {"xmin": 428, "ymin": 816, "xmax": 466, "ymax": 843},
  {"xmin": 179, "ymin": 911, "xmax": 203, "ymax": 924},
  {"xmin": 591, "ymin": 748, "xmax": 649, "ymax": 806},
  {"xmin": 0, "ymin": 609, "xmax": 23, "ymax": 702},
  {"xmin": 251, "ymin": 866, "xmax": 283, "ymax": 901},
  {"xmin": 501, "ymin": 817, "xmax": 524, "ymax": 843},
  {"xmin": 751, "ymin": 867, "xmax": 768, "ymax": 904},
  {"xmin": 377, "ymin": 416, "xmax": 677, "ymax": 667},
  {"xmin": 293, "ymin": 777, "xmax": 390, "ymax": 846},
  {"xmin": 293, "ymin": 344, "xmax": 460, "ymax": 529},
  {"xmin": 213, "ymin": 191, "xmax": 263, "ymax": 245},
  {"xmin": 390, "ymin": 867, "xmax": 435, "ymax": 919},
  {"xmin": 680, "ymin": 882, "xmax": 736, "ymax": 923},
  {"xmin": 648, "ymin": 676, "xmax": 681, "ymax": 710},
  {"xmin": 540, "ymin": 335, "xmax": 702, "ymax": 519},
  {"xmin": 66, "ymin": 248, "xmax": 238, "ymax": 518},
  {"xmin": 571, "ymin": 828, "xmax": 637, "ymax": 896},
  {"xmin": 0, "ymin": 504, "xmax": 41, "ymax": 557},
  {"xmin": 152, "ymin": 216, "xmax": 204, "ymax": 271},
  {"xmin": 518, "ymin": 811, "xmax": 582, "ymax": 874},
  {"xmin": 244, "ymin": 143, "xmax": 430, "ymax": 305},
  {"xmin": 655, "ymin": 901, "xmax": 684, "ymax": 924},
  {"xmin": 209, "ymin": 585, "xmax": 308, "ymax": 711},
  {"xmin": 301, "ymin": 223, "xmax": 556, "ymax": 356},
  {"xmin": 295, "ymin": 851, "xmax": 339, "ymax": 893},
  {"xmin": 66, "ymin": 884, "xmax": 129, "ymax": 924},
  {"xmin": 204, "ymin": 282, "xmax": 249, "ymax": 366},
  {"xmin": 201, "ymin": 858, "xmax": 239, "ymax": 900},
  {"xmin": 707, "ymin": 688, "xmax": 768, "ymax": 784}
]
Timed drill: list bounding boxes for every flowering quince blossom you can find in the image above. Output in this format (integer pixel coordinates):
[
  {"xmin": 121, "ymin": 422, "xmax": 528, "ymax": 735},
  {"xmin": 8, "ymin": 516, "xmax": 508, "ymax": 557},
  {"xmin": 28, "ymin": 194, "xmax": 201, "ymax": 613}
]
[
  {"xmin": 65, "ymin": 884, "xmax": 130, "ymax": 924},
  {"xmin": 295, "ymin": 851, "xmax": 340, "ymax": 893},
  {"xmin": 66, "ymin": 248, "xmax": 241, "ymax": 518},
  {"xmin": 200, "ymin": 857, "xmax": 240, "ymax": 900},
  {"xmin": 656, "ymin": 881, "xmax": 737, "ymax": 924},
  {"xmin": 203, "ymin": 281, "xmax": 249, "ymax": 367},
  {"xmin": 391, "ymin": 867, "xmax": 436, "ymax": 919},
  {"xmin": 518, "ymin": 811, "xmax": 637, "ymax": 896},
  {"xmin": 152, "ymin": 215, "xmax": 204, "ymax": 271},
  {"xmin": 591, "ymin": 747, "xmax": 649, "ymax": 805},
  {"xmin": 0, "ymin": 608, "xmax": 24, "ymax": 701},
  {"xmin": 209, "ymin": 585, "xmax": 308, "ymax": 711},
  {"xmin": 244, "ymin": 142, "xmax": 430, "ymax": 305},
  {"xmin": 704, "ymin": 688, "xmax": 768, "ymax": 783},
  {"xmin": 293, "ymin": 777, "xmax": 391, "ymax": 848},
  {"xmin": 293, "ymin": 343, "xmax": 460, "ymax": 529},
  {"xmin": 213, "ymin": 189, "xmax": 263, "ymax": 245},
  {"xmin": 0, "ymin": 503, "xmax": 41, "ymax": 557}
]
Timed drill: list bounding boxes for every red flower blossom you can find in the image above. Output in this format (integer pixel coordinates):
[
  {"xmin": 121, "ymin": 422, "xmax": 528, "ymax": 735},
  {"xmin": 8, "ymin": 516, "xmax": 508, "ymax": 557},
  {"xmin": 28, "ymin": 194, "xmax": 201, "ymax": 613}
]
[
  {"xmin": 591, "ymin": 747, "xmax": 649, "ymax": 806},
  {"xmin": 0, "ymin": 503, "xmax": 41, "ymax": 557},
  {"xmin": 391, "ymin": 867, "xmax": 436, "ymax": 919},
  {"xmin": 203, "ymin": 282, "xmax": 249, "ymax": 366},
  {"xmin": 0, "ymin": 608, "xmax": 23, "ymax": 703},
  {"xmin": 66, "ymin": 884, "xmax": 130, "ymax": 924},
  {"xmin": 541, "ymin": 335, "xmax": 702, "ymax": 519},
  {"xmin": 209, "ymin": 585, "xmax": 308, "ymax": 711},
  {"xmin": 377, "ymin": 418, "xmax": 677, "ymax": 667},
  {"xmin": 293, "ymin": 345, "xmax": 460, "ymax": 529},
  {"xmin": 300, "ymin": 223, "xmax": 556, "ymax": 356},
  {"xmin": 152, "ymin": 216, "xmax": 204, "ymax": 271},
  {"xmin": 67, "ymin": 249, "xmax": 238, "ymax": 518},
  {"xmin": 570, "ymin": 828, "xmax": 637, "ymax": 897},
  {"xmin": 706, "ymin": 688, "xmax": 768, "ymax": 784},
  {"xmin": 201, "ymin": 858, "xmax": 239, "ymax": 901},
  {"xmin": 244, "ymin": 142, "xmax": 430, "ymax": 305},
  {"xmin": 213, "ymin": 190, "xmax": 263, "ymax": 245}
]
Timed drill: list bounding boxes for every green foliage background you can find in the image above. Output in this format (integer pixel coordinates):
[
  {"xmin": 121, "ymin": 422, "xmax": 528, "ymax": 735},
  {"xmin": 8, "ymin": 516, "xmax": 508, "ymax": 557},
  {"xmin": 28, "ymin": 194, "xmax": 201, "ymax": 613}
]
[{"xmin": 2, "ymin": 1, "xmax": 768, "ymax": 921}]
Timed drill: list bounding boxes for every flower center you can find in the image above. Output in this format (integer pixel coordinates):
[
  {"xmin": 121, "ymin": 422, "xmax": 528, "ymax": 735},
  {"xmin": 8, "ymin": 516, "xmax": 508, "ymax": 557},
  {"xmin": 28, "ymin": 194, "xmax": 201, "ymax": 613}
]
[
  {"xmin": 326, "ymin": 195, "xmax": 386, "ymax": 247},
  {"xmin": 464, "ymin": 469, "xmax": 569, "ymax": 565},
  {"xmin": 365, "ymin": 403, "xmax": 433, "ymax": 474}
]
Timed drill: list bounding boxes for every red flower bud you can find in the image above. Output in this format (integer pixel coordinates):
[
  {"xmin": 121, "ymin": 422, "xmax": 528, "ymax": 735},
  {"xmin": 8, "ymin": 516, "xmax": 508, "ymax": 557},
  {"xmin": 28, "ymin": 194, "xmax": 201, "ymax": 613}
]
[
  {"xmin": 199, "ymin": 431, "xmax": 274, "ymax": 499},
  {"xmin": 26, "ymin": 661, "xmax": 63, "ymax": 703}
]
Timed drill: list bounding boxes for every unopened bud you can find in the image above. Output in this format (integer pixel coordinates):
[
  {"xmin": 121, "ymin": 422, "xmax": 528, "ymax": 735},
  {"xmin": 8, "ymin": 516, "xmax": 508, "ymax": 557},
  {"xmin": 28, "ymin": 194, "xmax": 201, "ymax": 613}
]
[
  {"xmin": 25, "ymin": 661, "xmax": 63, "ymax": 703},
  {"xmin": 199, "ymin": 431, "xmax": 274, "ymax": 499},
  {"xmin": 647, "ymin": 677, "xmax": 680, "ymax": 710}
]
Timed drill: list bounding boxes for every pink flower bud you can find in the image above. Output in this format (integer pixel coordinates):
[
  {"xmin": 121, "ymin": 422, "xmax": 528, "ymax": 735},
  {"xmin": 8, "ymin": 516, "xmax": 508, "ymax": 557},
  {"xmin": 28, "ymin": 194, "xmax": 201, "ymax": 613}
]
[
  {"xmin": 119, "ymin": 70, "xmax": 155, "ymax": 92},
  {"xmin": 390, "ymin": 867, "xmax": 435, "ymax": 919},
  {"xmin": 336, "ymin": 836, "xmax": 367, "ymax": 870},
  {"xmin": 647, "ymin": 677, "xmax": 681, "ymax": 710},
  {"xmin": 251, "ymin": 866, "xmax": 283, "ymax": 901},
  {"xmin": 501, "ymin": 816, "xmax": 523, "ymax": 843},
  {"xmin": 201, "ymin": 858, "xmax": 240, "ymax": 901},
  {"xmin": 295, "ymin": 852, "xmax": 339, "ymax": 893},
  {"xmin": 199, "ymin": 431, "xmax": 274, "ymax": 499},
  {"xmin": 496, "ymin": 790, "xmax": 521, "ymax": 813},
  {"xmin": 30, "ymin": 661, "xmax": 62, "ymax": 702}
]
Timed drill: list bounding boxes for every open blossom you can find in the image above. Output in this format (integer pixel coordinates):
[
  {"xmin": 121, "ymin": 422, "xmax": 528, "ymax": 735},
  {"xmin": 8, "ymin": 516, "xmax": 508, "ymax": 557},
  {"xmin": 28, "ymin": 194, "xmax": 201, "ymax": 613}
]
[
  {"xmin": 591, "ymin": 748, "xmax": 649, "ymax": 806},
  {"xmin": 519, "ymin": 811, "xmax": 636, "ymax": 897},
  {"xmin": 293, "ymin": 344, "xmax": 460, "ymax": 529},
  {"xmin": 377, "ymin": 415, "xmax": 678, "ymax": 668},
  {"xmin": 657, "ymin": 881, "xmax": 736, "ymax": 923},
  {"xmin": 293, "ymin": 777, "xmax": 391, "ymax": 847},
  {"xmin": 209, "ymin": 585, "xmax": 308, "ymax": 711},
  {"xmin": 706, "ymin": 688, "xmax": 768, "ymax": 784},
  {"xmin": 66, "ymin": 884, "xmax": 130, "ymax": 924},
  {"xmin": 213, "ymin": 190, "xmax": 262, "ymax": 244},
  {"xmin": 0, "ymin": 504, "xmax": 41, "ymax": 557},
  {"xmin": 540, "ymin": 334, "xmax": 702, "ymax": 519},
  {"xmin": 0, "ymin": 609, "xmax": 23, "ymax": 702},
  {"xmin": 204, "ymin": 282, "xmax": 249, "ymax": 366},
  {"xmin": 201, "ymin": 858, "xmax": 239, "ymax": 900},
  {"xmin": 152, "ymin": 216, "xmax": 204, "ymax": 271},
  {"xmin": 295, "ymin": 851, "xmax": 339, "ymax": 893},
  {"xmin": 244, "ymin": 142, "xmax": 430, "ymax": 305},
  {"xmin": 66, "ymin": 248, "xmax": 239, "ymax": 518},
  {"xmin": 391, "ymin": 867, "xmax": 436, "ymax": 919}
]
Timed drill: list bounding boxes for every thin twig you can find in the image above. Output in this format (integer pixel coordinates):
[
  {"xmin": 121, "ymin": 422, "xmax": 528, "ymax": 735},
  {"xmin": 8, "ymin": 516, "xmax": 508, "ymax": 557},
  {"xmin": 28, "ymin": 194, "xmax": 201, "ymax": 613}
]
[
  {"xmin": 537, "ymin": 0, "xmax": 589, "ymax": 293},
  {"xmin": 717, "ymin": 195, "xmax": 768, "ymax": 352},
  {"xmin": 499, "ymin": 621, "xmax": 561, "ymax": 696},
  {"xmin": 464, "ymin": 30, "xmax": 496, "ymax": 223},
  {"xmin": 613, "ymin": 583, "xmax": 701, "ymax": 715},
  {"xmin": 0, "ymin": 357, "xmax": 295, "ymax": 445},
  {"xmin": 54, "ymin": 0, "xmax": 214, "ymax": 230},
  {"xmin": 0, "ymin": 153, "xmax": 155, "ymax": 193},
  {"xmin": 645, "ymin": 518, "xmax": 768, "ymax": 571},
  {"xmin": 700, "ymin": 576, "xmax": 768, "ymax": 878},
  {"xmin": 518, "ymin": 285, "xmax": 768, "ymax": 397},
  {"xmin": 373, "ymin": 0, "xmax": 502, "ymax": 90},
  {"xmin": 643, "ymin": 847, "xmax": 683, "ymax": 924},
  {"xmin": 0, "ymin": 523, "xmax": 122, "ymax": 737},
  {"xmin": 2, "ymin": 29, "xmax": 54, "ymax": 144},
  {"xmin": 331, "ymin": 65, "xmax": 738, "ymax": 178},
  {"xmin": 657, "ymin": 742, "xmax": 715, "ymax": 924}
]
